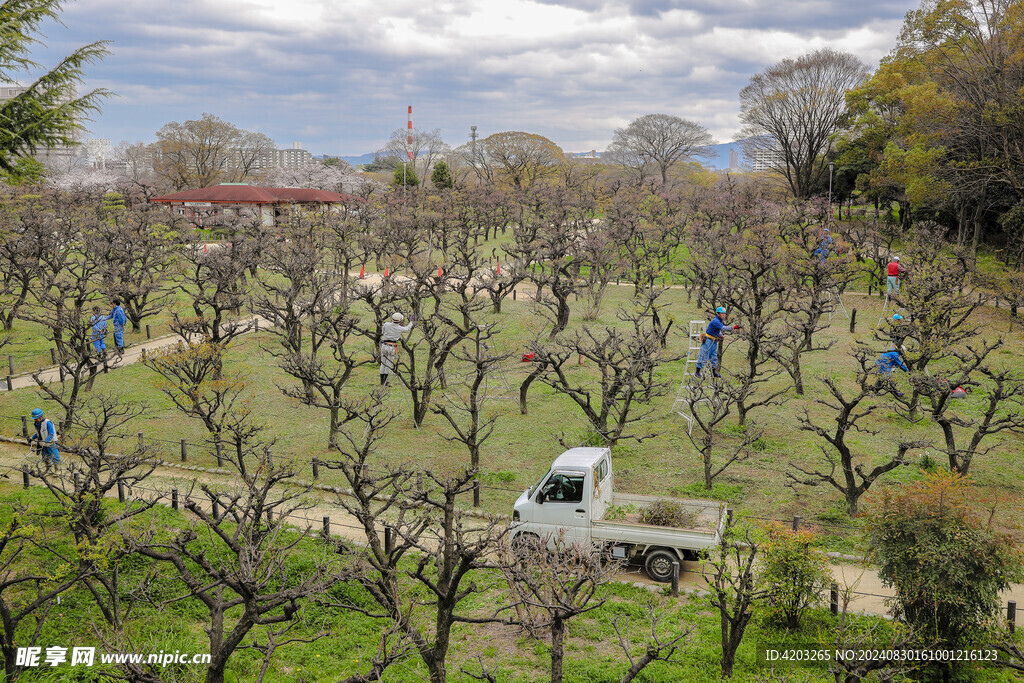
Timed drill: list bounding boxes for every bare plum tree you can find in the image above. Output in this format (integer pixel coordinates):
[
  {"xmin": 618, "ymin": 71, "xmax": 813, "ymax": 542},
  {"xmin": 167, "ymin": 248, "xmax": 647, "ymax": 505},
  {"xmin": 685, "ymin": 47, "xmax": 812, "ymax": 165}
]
[
  {"xmin": 788, "ymin": 348, "xmax": 928, "ymax": 515},
  {"xmin": 739, "ymin": 48, "xmax": 869, "ymax": 198},
  {"xmin": 606, "ymin": 113, "xmax": 713, "ymax": 184}
]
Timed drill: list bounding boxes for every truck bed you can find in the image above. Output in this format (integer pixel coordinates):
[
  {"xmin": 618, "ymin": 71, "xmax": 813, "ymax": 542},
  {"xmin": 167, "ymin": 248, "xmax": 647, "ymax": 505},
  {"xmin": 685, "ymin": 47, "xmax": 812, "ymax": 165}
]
[{"xmin": 592, "ymin": 493, "xmax": 724, "ymax": 550}]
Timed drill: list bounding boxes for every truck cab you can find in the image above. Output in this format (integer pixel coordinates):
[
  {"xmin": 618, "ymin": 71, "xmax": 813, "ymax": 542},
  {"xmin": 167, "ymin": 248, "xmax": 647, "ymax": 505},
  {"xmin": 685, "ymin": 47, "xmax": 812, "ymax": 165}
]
[{"xmin": 513, "ymin": 447, "xmax": 612, "ymax": 548}]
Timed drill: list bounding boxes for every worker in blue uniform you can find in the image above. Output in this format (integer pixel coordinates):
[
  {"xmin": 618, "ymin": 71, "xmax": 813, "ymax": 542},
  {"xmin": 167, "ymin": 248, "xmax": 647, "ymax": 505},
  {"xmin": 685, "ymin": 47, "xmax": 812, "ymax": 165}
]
[
  {"xmin": 110, "ymin": 299, "xmax": 128, "ymax": 355},
  {"xmin": 694, "ymin": 307, "xmax": 741, "ymax": 379},
  {"xmin": 90, "ymin": 306, "xmax": 109, "ymax": 358},
  {"xmin": 29, "ymin": 408, "xmax": 60, "ymax": 468}
]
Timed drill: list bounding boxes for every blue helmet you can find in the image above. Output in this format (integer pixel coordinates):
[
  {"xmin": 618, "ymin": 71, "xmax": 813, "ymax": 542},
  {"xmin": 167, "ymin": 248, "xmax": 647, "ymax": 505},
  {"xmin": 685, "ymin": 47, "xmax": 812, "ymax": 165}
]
[
  {"xmin": 893, "ymin": 313, "xmax": 903, "ymax": 321},
  {"xmin": 31, "ymin": 408, "xmax": 43, "ymax": 419},
  {"xmin": 715, "ymin": 306, "xmax": 726, "ymax": 314}
]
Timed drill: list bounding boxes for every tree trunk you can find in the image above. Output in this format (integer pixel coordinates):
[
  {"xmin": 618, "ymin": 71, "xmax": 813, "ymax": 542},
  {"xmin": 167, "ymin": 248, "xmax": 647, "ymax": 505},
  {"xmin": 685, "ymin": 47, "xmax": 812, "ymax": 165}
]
[
  {"xmin": 845, "ymin": 490, "xmax": 859, "ymax": 517},
  {"xmin": 550, "ymin": 616, "xmax": 566, "ymax": 683},
  {"xmin": 548, "ymin": 296, "xmax": 570, "ymax": 339},
  {"xmin": 703, "ymin": 437, "xmax": 714, "ymax": 490},
  {"xmin": 720, "ymin": 614, "xmax": 736, "ymax": 678},
  {"xmin": 519, "ymin": 366, "xmax": 543, "ymax": 415}
]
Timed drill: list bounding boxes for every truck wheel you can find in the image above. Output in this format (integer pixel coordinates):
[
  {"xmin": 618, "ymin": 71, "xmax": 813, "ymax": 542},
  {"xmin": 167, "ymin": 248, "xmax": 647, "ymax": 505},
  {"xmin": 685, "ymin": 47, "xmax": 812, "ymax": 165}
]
[
  {"xmin": 644, "ymin": 549, "xmax": 679, "ymax": 583},
  {"xmin": 511, "ymin": 532, "xmax": 541, "ymax": 556}
]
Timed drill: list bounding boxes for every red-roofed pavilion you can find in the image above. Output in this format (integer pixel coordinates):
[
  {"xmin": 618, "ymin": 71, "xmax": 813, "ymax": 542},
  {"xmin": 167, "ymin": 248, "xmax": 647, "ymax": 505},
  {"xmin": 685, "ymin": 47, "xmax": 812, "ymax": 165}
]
[{"xmin": 150, "ymin": 183, "xmax": 355, "ymax": 228}]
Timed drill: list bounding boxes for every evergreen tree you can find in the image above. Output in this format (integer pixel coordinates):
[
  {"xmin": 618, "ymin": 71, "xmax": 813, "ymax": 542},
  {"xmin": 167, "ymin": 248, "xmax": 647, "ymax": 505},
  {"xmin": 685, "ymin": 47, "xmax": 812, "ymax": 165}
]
[
  {"xmin": 0, "ymin": 0, "xmax": 111, "ymax": 171},
  {"xmin": 430, "ymin": 159, "xmax": 454, "ymax": 189},
  {"xmin": 392, "ymin": 163, "xmax": 419, "ymax": 187}
]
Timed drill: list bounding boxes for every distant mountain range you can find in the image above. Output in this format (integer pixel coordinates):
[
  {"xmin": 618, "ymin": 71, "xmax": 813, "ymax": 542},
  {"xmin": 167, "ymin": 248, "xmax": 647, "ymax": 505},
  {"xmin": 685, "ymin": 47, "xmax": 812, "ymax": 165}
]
[
  {"xmin": 327, "ymin": 140, "xmax": 746, "ymax": 171},
  {"xmin": 328, "ymin": 153, "xmax": 377, "ymax": 166}
]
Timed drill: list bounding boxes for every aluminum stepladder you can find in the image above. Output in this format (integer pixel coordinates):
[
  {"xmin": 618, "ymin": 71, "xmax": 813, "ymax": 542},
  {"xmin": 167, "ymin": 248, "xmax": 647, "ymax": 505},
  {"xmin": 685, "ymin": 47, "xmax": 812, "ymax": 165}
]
[
  {"xmin": 826, "ymin": 287, "xmax": 849, "ymax": 322},
  {"xmin": 671, "ymin": 320, "xmax": 706, "ymax": 435},
  {"xmin": 876, "ymin": 288, "xmax": 893, "ymax": 327}
]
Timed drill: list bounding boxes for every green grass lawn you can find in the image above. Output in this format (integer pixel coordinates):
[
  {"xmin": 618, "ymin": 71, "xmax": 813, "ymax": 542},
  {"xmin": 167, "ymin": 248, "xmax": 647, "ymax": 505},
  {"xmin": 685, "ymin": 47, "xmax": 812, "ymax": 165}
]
[
  {"xmin": 8, "ymin": 480, "xmax": 1010, "ymax": 683},
  {"xmin": 2, "ymin": 278, "xmax": 1022, "ymax": 554}
]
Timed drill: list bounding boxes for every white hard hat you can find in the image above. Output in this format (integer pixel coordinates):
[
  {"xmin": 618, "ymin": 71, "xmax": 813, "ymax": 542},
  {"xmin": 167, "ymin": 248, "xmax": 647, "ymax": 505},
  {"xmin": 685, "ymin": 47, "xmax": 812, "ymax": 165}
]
[
  {"xmin": 391, "ymin": 312, "xmax": 404, "ymax": 322},
  {"xmin": 894, "ymin": 256, "xmax": 900, "ymax": 261}
]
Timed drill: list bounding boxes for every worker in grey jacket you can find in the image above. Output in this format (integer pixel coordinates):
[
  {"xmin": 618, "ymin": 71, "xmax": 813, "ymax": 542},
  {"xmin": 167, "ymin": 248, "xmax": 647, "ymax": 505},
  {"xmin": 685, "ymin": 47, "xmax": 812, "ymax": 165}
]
[{"xmin": 380, "ymin": 312, "xmax": 413, "ymax": 385}]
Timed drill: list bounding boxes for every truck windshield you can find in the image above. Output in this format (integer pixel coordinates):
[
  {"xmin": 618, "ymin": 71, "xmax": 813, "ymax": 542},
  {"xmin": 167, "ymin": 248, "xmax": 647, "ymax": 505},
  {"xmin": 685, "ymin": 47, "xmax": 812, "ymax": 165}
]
[
  {"xmin": 528, "ymin": 470, "xmax": 551, "ymax": 498},
  {"xmin": 540, "ymin": 473, "xmax": 585, "ymax": 503}
]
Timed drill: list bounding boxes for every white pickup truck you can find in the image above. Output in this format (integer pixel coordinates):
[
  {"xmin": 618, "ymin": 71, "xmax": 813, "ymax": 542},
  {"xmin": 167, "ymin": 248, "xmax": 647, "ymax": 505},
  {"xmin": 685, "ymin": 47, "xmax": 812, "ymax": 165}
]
[{"xmin": 511, "ymin": 447, "xmax": 725, "ymax": 582}]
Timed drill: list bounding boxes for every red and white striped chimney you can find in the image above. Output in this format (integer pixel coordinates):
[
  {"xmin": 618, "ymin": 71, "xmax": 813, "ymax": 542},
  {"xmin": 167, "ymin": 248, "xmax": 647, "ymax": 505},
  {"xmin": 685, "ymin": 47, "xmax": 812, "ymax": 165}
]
[{"xmin": 407, "ymin": 106, "xmax": 414, "ymax": 162}]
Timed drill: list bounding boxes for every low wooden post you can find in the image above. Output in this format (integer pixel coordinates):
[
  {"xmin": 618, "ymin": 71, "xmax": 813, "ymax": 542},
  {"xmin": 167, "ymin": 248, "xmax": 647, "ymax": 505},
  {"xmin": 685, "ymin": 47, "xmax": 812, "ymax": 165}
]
[
  {"xmin": 7, "ymin": 355, "xmax": 13, "ymax": 375},
  {"xmin": 117, "ymin": 481, "xmax": 125, "ymax": 503},
  {"xmin": 211, "ymin": 500, "xmax": 220, "ymax": 520},
  {"xmin": 145, "ymin": 324, "xmax": 151, "ymax": 339},
  {"xmin": 385, "ymin": 526, "xmax": 393, "ymax": 554},
  {"xmin": 171, "ymin": 488, "xmax": 179, "ymax": 511},
  {"xmin": 138, "ymin": 431, "xmax": 144, "ymax": 449},
  {"xmin": 254, "ymin": 318, "xmax": 259, "ymax": 332},
  {"xmin": 1009, "ymin": 600, "xmax": 1017, "ymax": 634},
  {"xmin": 473, "ymin": 480, "xmax": 480, "ymax": 507},
  {"xmin": 322, "ymin": 516, "xmax": 330, "ymax": 540},
  {"xmin": 849, "ymin": 309, "xmax": 857, "ymax": 334},
  {"xmin": 512, "ymin": 289, "xmax": 517, "ymax": 301},
  {"xmin": 4, "ymin": 375, "xmax": 11, "ymax": 391},
  {"xmin": 312, "ymin": 458, "xmax": 319, "ymax": 479},
  {"xmin": 830, "ymin": 583, "xmax": 839, "ymax": 616},
  {"xmin": 215, "ymin": 442, "xmax": 223, "ymax": 467},
  {"xmin": 21, "ymin": 415, "xmax": 28, "ymax": 438},
  {"xmin": 22, "ymin": 471, "xmax": 29, "ymax": 489},
  {"xmin": 671, "ymin": 560, "xmax": 680, "ymax": 598},
  {"xmin": 180, "ymin": 439, "xmax": 187, "ymax": 462},
  {"xmin": 792, "ymin": 515, "xmax": 801, "ymax": 531}
]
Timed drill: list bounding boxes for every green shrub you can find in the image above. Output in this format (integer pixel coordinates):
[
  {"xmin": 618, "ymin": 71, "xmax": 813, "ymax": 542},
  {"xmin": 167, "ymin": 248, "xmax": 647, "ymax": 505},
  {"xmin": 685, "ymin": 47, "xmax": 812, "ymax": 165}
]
[
  {"xmin": 604, "ymin": 503, "xmax": 638, "ymax": 521},
  {"xmin": 757, "ymin": 522, "xmax": 832, "ymax": 631}
]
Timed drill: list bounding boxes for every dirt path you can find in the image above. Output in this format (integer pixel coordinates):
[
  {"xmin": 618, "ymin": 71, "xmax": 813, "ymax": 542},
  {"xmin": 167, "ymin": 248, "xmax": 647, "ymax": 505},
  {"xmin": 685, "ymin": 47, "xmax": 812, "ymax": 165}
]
[{"xmin": 3, "ymin": 441, "xmax": 1020, "ymax": 619}]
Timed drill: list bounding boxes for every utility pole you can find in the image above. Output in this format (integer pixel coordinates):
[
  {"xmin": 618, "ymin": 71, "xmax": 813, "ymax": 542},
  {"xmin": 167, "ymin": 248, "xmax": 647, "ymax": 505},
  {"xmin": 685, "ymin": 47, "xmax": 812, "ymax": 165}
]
[
  {"xmin": 403, "ymin": 105, "xmax": 413, "ymax": 196},
  {"xmin": 828, "ymin": 161, "xmax": 835, "ymax": 222}
]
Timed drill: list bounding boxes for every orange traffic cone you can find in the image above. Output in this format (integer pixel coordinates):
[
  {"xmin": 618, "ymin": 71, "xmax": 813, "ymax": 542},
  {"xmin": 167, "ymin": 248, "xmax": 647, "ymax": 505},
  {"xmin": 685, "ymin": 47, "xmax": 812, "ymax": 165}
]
[
  {"xmin": 496, "ymin": 261, "xmax": 501, "ymax": 275},
  {"xmin": 438, "ymin": 265, "xmax": 443, "ymax": 278},
  {"xmin": 359, "ymin": 265, "xmax": 365, "ymax": 279},
  {"xmin": 384, "ymin": 267, "xmax": 389, "ymax": 278},
  {"xmin": 204, "ymin": 244, "xmax": 208, "ymax": 253}
]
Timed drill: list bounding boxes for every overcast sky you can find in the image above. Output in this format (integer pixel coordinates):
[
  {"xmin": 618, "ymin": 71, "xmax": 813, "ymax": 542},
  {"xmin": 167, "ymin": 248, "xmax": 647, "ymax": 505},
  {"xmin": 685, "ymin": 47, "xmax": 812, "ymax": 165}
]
[{"xmin": 33, "ymin": 0, "xmax": 917, "ymax": 155}]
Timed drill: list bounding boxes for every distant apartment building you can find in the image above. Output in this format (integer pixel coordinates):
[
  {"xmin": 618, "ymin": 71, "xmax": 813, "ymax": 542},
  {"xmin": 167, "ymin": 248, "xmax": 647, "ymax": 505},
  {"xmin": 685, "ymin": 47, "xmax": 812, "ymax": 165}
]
[
  {"xmin": 276, "ymin": 143, "xmax": 313, "ymax": 168},
  {"xmin": 0, "ymin": 83, "xmax": 80, "ymax": 164},
  {"xmin": 84, "ymin": 138, "xmax": 111, "ymax": 168},
  {"xmin": 749, "ymin": 143, "xmax": 782, "ymax": 173},
  {"xmin": 104, "ymin": 141, "xmax": 313, "ymax": 178}
]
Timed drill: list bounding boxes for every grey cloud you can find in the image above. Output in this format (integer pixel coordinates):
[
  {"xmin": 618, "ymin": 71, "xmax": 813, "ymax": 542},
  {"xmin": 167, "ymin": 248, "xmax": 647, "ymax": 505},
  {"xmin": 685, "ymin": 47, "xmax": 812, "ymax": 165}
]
[{"xmin": 43, "ymin": 0, "xmax": 916, "ymax": 154}]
